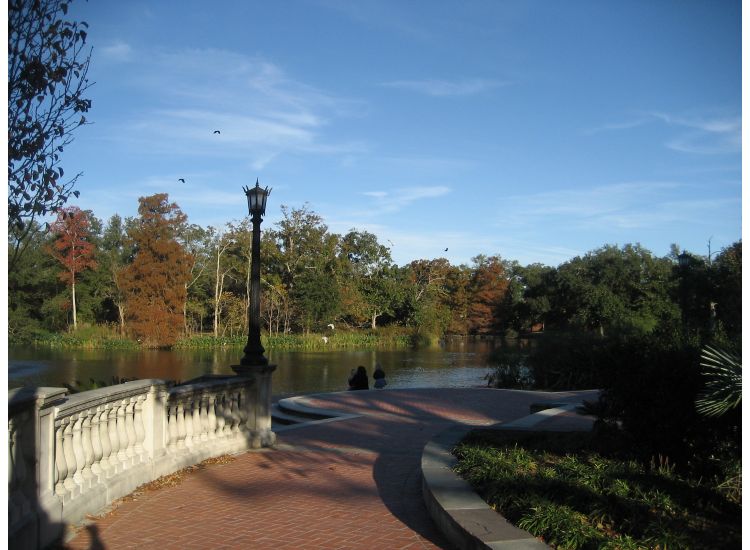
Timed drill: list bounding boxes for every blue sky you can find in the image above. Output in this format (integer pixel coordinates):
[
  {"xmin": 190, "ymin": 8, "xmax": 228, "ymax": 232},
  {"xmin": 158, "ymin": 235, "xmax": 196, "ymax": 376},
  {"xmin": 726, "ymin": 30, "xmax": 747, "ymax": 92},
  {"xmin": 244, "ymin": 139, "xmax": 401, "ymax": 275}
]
[{"xmin": 61, "ymin": 0, "xmax": 741, "ymax": 267}]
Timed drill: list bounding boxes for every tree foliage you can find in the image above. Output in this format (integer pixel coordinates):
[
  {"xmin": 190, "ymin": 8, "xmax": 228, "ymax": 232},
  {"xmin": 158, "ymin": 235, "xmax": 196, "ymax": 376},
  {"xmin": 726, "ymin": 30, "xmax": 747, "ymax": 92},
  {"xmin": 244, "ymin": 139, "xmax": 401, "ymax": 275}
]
[
  {"xmin": 7, "ymin": 188, "xmax": 741, "ymax": 361},
  {"xmin": 45, "ymin": 206, "xmax": 97, "ymax": 330},
  {"xmin": 8, "ymin": 0, "xmax": 92, "ymax": 238},
  {"xmin": 119, "ymin": 194, "xmax": 192, "ymax": 347}
]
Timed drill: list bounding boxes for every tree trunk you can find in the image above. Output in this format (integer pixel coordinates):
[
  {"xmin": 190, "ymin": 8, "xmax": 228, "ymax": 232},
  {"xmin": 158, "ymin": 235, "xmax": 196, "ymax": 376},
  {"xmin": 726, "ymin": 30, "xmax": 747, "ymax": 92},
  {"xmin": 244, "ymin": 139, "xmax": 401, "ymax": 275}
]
[
  {"xmin": 118, "ymin": 303, "xmax": 126, "ymax": 336},
  {"xmin": 71, "ymin": 279, "xmax": 77, "ymax": 331},
  {"xmin": 183, "ymin": 288, "xmax": 188, "ymax": 336},
  {"xmin": 371, "ymin": 311, "xmax": 378, "ymax": 330}
]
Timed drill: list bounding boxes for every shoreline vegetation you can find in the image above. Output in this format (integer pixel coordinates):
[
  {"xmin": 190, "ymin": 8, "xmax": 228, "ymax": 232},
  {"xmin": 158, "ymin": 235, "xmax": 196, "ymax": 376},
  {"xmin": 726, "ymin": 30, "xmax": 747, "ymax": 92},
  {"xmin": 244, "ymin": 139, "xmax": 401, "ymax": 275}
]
[{"xmin": 10, "ymin": 325, "xmax": 419, "ymax": 351}]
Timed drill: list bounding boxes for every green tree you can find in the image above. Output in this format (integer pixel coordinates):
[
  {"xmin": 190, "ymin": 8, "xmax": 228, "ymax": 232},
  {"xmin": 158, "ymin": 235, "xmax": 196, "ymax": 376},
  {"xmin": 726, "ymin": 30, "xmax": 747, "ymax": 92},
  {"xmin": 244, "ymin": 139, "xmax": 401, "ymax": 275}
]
[
  {"xmin": 268, "ymin": 204, "xmax": 339, "ymax": 331},
  {"xmin": 709, "ymin": 241, "xmax": 741, "ymax": 340},
  {"xmin": 292, "ymin": 266, "xmax": 341, "ymax": 333},
  {"xmin": 403, "ymin": 259, "xmax": 452, "ymax": 339},
  {"xmin": 91, "ymin": 214, "xmax": 131, "ymax": 333},
  {"xmin": 553, "ymin": 244, "xmax": 676, "ymax": 336},
  {"xmin": 339, "ymin": 230, "xmax": 399, "ymax": 329},
  {"xmin": 444, "ymin": 264, "xmax": 471, "ymax": 335},
  {"xmin": 179, "ymin": 223, "xmax": 212, "ymax": 334},
  {"xmin": 8, "ymin": 221, "xmax": 61, "ymax": 338}
]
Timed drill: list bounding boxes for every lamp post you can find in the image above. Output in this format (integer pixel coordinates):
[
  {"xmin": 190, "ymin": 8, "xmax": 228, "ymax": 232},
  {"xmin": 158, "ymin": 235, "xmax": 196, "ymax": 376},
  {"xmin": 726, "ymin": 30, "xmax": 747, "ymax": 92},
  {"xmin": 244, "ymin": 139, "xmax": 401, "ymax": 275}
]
[
  {"xmin": 234, "ymin": 179, "xmax": 272, "ymax": 369},
  {"xmin": 677, "ymin": 252, "xmax": 691, "ymax": 268},
  {"xmin": 229, "ymin": 179, "xmax": 276, "ymax": 448}
]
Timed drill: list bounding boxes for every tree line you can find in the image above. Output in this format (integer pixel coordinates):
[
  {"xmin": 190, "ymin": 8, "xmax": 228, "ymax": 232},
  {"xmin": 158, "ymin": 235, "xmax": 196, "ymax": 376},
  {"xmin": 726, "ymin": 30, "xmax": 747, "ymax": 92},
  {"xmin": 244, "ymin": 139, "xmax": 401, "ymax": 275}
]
[{"xmin": 8, "ymin": 192, "xmax": 741, "ymax": 348}]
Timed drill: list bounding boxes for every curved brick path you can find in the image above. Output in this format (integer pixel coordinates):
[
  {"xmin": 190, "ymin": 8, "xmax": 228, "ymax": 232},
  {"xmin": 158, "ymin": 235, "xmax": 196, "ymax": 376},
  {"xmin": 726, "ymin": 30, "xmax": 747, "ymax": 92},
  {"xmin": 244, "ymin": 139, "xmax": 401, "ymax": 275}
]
[{"xmin": 64, "ymin": 388, "xmax": 597, "ymax": 550}]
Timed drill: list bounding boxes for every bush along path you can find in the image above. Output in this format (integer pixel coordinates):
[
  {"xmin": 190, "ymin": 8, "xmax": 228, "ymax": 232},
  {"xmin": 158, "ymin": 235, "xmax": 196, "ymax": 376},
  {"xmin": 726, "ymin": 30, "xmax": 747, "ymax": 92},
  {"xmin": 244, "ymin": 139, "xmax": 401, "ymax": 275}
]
[{"xmin": 453, "ymin": 429, "xmax": 741, "ymax": 550}]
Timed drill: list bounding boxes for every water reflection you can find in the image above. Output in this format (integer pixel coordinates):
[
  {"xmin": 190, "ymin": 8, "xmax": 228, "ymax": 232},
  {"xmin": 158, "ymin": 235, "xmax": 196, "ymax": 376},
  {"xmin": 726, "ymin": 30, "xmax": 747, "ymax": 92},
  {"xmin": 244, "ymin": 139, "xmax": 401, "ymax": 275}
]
[{"xmin": 9, "ymin": 338, "xmax": 508, "ymax": 396}]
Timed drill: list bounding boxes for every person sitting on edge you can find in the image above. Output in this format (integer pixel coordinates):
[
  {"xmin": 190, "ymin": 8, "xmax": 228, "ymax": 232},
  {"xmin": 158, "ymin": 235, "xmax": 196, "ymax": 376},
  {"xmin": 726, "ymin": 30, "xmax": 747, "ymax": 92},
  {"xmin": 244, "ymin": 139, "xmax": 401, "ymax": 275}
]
[
  {"xmin": 348, "ymin": 366, "xmax": 369, "ymax": 390},
  {"xmin": 373, "ymin": 363, "xmax": 387, "ymax": 389}
]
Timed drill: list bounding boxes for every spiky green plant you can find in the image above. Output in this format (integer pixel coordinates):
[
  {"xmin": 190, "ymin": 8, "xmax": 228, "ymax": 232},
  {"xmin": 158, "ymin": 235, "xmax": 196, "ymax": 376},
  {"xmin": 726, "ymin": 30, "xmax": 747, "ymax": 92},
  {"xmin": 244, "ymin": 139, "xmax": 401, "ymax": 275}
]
[{"xmin": 695, "ymin": 345, "xmax": 741, "ymax": 417}]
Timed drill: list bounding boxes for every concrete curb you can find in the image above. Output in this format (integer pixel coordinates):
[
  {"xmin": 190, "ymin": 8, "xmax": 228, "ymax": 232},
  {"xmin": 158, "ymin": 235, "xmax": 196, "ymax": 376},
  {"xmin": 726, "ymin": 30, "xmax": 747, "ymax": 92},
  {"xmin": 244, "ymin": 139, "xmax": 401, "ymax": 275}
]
[
  {"xmin": 273, "ymin": 393, "xmax": 362, "ymax": 432},
  {"xmin": 421, "ymin": 400, "xmax": 595, "ymax": 550}
]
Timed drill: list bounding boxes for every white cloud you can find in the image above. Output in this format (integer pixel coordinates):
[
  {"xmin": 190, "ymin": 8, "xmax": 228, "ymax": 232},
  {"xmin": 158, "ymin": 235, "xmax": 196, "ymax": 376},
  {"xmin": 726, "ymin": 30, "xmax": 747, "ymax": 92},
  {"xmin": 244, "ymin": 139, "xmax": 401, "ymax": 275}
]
[
  {"xmin": 500, "ymin": 181, "xmax": 691, "ymax": 230},
  {"xmin": 381, "ymin": 78, "xmax": 506, "ymax": 97},
  {"xmin": 108, "ymin": 48, "xmax": 368, "ymax": 167},
  {"xmin": 588, "ymin": 111, "xmax": 741, "ymax": 155},
  {"xmin": 100, "ymin": 41, "xmax": 133, "ymax": 62},
  {"xmin": 361, "ymin": 186, "xmax": 450, "ymax": 213}
]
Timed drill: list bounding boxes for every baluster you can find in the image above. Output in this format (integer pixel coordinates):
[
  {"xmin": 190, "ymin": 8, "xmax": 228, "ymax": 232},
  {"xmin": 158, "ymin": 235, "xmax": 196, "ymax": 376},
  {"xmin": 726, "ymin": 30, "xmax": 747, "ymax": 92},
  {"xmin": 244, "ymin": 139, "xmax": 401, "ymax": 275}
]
[
  {"xmin": 71, "ymin": 415, "xmax": 85, "ymax": 490},
  {"xmin": 183, "ymin": 398, "xmax": 194, "ymax": 447},
  {"xmin": 134, "ymin": 395, "xmax": 146, "ymax": 460},
  {"xmin": 167, "ymin": 401, "xmax": 178, "ymax": 450},
  {"xmin": 200, "ymin": 393, "xmax": 210, "ymax": 441},
  {"xmin": 62, "ymin": 418, "xmax": 78, "ymax": 495},
  {"xmin": 80, "ymin": 411, "xmax": 95, "ymax": 488},
  {"xmin": 15, "ymin": 414, "xmax": 30, "ymax": 516},
  {"xmin": 54, "ymin": 422, "xmax": 68, "ymax": 496},
  {"xmin": 90, "ymin": 406, "xmax": 104, "ymax": 480},
  {"xmin": 237, "ymin": 388, "xmax": 248, "ymax": 433},
  {"xmin": 222, "ymin": 393, "xmax": 234, "ymax": 435},
  {"xmin": 215, "ymin": 395, "xmax": 226, "ymax": 437},
  {"xmin": 192, "ymin": 393, "xmax": 202, "ymax": 445},
  {"xmin": 229, "ymin": 392, "xmax": 240, "ymax": 433},
  {"xmin": 125, "ymin": 399, "xmax": 137, "ymax": 462},
  {"xmin": 107, "ymin": 406, "xmax": 121, "ymax": 474},
  {"xmin": 8, "ymin": 419, "xmax": 20, "ymax": 525},
  {"xmin": 207, "ymin": 394, "xmax": 217, "ymax": 439},
  {"xmin": 176, "ymin": 401, "xmax": 186, "ymax": 449},
  {"xmin": 116, "ymin": 400, "xmax": 129, "ymax": 466}
]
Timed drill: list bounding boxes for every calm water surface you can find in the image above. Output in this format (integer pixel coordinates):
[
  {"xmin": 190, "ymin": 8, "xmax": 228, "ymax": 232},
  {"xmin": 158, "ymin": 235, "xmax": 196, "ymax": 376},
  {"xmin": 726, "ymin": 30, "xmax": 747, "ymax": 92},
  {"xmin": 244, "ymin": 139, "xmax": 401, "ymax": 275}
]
[{"xmin": 9, "ymin": 338, "xmax": 507, "ymax": 397}]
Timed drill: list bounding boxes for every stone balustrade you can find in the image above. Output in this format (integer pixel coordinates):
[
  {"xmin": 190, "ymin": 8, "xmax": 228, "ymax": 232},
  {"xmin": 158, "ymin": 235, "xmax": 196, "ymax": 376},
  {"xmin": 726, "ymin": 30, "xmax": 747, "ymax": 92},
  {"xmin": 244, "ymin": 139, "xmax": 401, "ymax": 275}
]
[{"xmin": 8, "ymin": 368, "xmax": 275, "ymax": 550}]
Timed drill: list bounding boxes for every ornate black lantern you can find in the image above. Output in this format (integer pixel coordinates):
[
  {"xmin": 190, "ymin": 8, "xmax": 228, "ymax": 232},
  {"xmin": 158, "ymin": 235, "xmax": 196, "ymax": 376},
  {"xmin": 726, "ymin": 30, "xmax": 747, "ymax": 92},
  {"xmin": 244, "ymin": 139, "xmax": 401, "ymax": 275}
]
[{"xmin": 243, "ymin": 179, "xmax": 272, "ymax": 217}]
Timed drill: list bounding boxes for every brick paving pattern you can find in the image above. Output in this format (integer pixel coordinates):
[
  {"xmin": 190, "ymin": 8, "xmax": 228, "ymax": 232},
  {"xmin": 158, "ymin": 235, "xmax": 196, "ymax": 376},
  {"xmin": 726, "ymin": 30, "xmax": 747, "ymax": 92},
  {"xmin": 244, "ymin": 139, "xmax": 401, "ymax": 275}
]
[{"xmin": 64, "ymin": 388, "xmax": 595, "ymax": 550}]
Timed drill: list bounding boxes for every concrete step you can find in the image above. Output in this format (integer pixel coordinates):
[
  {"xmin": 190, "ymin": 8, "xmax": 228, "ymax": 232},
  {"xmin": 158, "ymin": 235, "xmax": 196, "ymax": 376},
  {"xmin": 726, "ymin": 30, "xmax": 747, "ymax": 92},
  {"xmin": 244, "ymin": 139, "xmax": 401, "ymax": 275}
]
[
  {"xmin": 271, "ymin": 403, "xmax": 312, "ymax": 425},
  {"xmin": 270, "ymin": 395, "xmax": 363, "ymax": 433}
]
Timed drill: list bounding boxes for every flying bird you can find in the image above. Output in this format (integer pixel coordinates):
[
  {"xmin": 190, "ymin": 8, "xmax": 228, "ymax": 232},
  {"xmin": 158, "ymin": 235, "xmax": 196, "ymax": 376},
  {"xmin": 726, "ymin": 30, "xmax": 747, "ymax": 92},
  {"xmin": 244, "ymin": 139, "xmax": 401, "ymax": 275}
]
[
  {"xmin": 178, "ymin": 178, "xmax": 185, "ymax": 183},
  {"xmin": 444, "ymin": 248, "xmax": 449, "ymax": 252},
  {"xmin": 213, "ymin": 130, "xmax": 221, "ymax": 134}
]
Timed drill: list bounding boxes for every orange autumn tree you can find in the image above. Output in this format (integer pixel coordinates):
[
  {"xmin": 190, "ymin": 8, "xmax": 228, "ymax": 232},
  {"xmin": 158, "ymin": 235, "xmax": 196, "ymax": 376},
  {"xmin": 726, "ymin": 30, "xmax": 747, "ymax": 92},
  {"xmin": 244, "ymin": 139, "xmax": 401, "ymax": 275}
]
[
  {"xmin": 46, "ymin": 206, "xmax": 97, "ymax": 330},
  {"xmin": 120, "ymin": 194, "xmax": 192, "ymax": 347},
  {"xmin": 467, "ymin": 255, "xmax": 510, "ymax": 334}
]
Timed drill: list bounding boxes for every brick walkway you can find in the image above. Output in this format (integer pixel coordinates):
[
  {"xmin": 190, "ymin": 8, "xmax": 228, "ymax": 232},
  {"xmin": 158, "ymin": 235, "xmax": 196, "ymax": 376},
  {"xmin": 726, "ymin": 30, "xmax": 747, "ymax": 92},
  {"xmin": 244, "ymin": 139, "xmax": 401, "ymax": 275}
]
[{"xmin": 64, "ymin": 388, "xmax": 597, "ymax": 550}]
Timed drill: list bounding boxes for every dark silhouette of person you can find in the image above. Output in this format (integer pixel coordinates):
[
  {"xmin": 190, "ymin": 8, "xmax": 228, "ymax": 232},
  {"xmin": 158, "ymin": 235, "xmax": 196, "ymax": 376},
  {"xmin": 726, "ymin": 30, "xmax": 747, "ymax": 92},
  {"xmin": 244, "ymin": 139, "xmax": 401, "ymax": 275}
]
[
  {"xmin": 348, "ymin": 366, "xmax": 369, "ymax": 390},
  {"xmin": 373, "ymin": 363, "xmax": 387, "ymax": 389}
]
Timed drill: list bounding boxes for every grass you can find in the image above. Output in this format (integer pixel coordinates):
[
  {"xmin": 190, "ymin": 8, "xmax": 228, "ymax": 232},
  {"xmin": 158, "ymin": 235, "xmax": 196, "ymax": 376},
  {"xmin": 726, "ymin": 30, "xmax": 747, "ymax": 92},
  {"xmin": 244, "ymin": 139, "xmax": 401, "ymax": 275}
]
[
  {"xmin": 16, "ymin": 326, "xmax": 414, "ymax": 351},
  {"xmin": 453, "ymin": 430, "xmax": 741, "ymax": 550},
  {"xmin": 26, "ymin": 326, "xmax": 139, "ymax": 350},
  {"xmin": 174, "ymin": 330, "xmax": 413, "ymax": 350}
]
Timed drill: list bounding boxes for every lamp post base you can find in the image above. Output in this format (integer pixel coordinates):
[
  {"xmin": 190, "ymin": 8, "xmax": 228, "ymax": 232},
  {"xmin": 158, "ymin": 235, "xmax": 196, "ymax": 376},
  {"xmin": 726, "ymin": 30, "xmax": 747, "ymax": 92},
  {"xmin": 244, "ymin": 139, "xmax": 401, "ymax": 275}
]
[{"xmin": 231, "ymin": 363, "xmax": 277, "ymax": 376}]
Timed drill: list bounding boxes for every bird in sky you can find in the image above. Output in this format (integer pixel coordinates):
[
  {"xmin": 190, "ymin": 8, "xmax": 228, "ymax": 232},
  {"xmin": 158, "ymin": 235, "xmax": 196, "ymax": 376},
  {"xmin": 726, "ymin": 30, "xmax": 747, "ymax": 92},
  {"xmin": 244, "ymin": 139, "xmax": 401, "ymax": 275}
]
[
  {"xmin": 444, "ymin": 248, "xmax": 449, "ymax": 252},
  {"xmin": 213, "ymin": 130, "xmax": 221, "ymax": 134},
  {"xmin": 178, "ymin": 178, "xmax": 185, "ymax": 183}
]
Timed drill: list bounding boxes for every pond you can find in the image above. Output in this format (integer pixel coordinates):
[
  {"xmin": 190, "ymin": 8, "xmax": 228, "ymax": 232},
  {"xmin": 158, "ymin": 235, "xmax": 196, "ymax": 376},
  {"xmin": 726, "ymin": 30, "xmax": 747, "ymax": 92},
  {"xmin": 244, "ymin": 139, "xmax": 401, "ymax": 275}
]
[{"xmin": 9, "ymin": 337, "xmax": 514, "ymax": 397}]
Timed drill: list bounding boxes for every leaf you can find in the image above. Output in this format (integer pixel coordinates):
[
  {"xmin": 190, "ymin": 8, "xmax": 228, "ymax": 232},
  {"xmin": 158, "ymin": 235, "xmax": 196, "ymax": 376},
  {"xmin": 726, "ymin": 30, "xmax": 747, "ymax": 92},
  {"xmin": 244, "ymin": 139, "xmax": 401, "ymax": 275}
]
[
  {"xmin": 61, "ymin": 3, "xmax": 68, "ymax": 15},
  {"xmin": 695, "ymin": 345, "xmax": 742, "ymax": 417}
]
